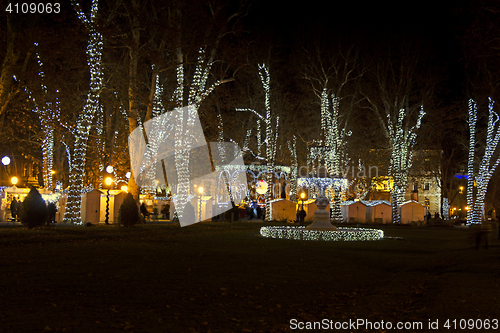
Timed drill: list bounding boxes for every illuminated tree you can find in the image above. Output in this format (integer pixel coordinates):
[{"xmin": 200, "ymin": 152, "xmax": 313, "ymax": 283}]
[
  {"xmin": 361, "ymin": 39, "xmax": 433, "ymax": 223},
  {"xmin": 237, "ymin": 64, "xmax": 279, "ymax": 221},
  {"xmin": 63, "ymin": 0, "xmax": 103, "ymax": 224},
  {"xmin": 387, "ymin": 107, "xmax": 425, "ymax": 224},
  {"xmin": 24, "ymin": 43, "xmax": 60, "ymax": 191},
  {"xmin": 466, "ymin": 98, "xmax": 500, "ymax": 224},
  {"xmin": 302, "ymin": 39, "xmax": 363, "ymax": 221}
]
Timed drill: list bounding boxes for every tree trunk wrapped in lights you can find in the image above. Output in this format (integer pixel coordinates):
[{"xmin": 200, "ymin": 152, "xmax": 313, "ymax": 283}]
[
  {"xmin": 63, "ymin": 0, "xmax": 103, "ymax": 224},
  {"xmin": 287, "ymin": 136, "xmax": 298, "ymax": 200},
  {"xmin": 25, "ymin": 43, "xmax": 60, "ymax": 191},
  {"xmin": 467, "ymin": 98, "xmax": 500, "ymax": 224},
  {"xmin": 387, "ymin": 107, "xmax": 425, "ymax": 224},
  {"xmin": 320, "ymin": 89, "xmax": 350, "ymax": 222},
  {"xmin": 236, "ymin": 64, "xmax": 279, "ymax": 221}
]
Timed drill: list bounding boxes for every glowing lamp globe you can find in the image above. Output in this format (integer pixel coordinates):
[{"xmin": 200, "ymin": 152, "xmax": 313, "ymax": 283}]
[
  {"xmin": 198, "ymin": 186, "xmax": 204, "ymax": 194},
  {"xmin": 2, "ymin": 156, "xmax": 11, "ymax": 166},
  {"xmin": 106, "ymin": 165, "xmax": 114, "ymax": 174},
  {"xmin": 120, "ymin": 185, "xmax": 128, "ymax": 192},
  {"xmin": 125, "ymin": 171, "xmax": 131, "ymax": 179},
  {"xmin": 105, "ymin": 177, "xmax": 113, "ymax": 186},
  {"xmin": 11, "ymin": 176, "xmax": 18, "ymax": 185},
  {"xmin": 256, "ymin": 180, "xmax": 268, "ymax": 195}
]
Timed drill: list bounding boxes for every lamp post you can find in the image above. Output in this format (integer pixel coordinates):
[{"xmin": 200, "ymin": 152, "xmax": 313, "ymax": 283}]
[
  {"xmin": 198, "ymin": 186, "xmax": 204, "ymax": 221},
  {"xmin": 104, "ymin": 176, "xmax": 113, "ymax": 224}
]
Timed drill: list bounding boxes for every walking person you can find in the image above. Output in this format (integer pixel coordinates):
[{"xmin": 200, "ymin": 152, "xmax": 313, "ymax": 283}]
[
  {"xmin": 47, "ymin": 202, "xmax": 57, "ymax": 225},
  {"xmin": 10, "ymin": 197, "xmax": 18, "ymax": 222},
  {"xmin": 140, "ymin": 202, "xmax": 149, "ymax": 223},
  {"xmin": 298, "ymin": 208, "xmax": 307, "ymax": 226}
]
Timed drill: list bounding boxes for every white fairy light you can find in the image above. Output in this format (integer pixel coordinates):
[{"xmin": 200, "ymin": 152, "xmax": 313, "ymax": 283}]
[
  {"xmin": 260, "ymin": 226, "xmax": 384, "ymax": 241},
  {"xmin": 467, "ymin": 98, "xmax": 500, "ymax": 224},
  {"xmin": 64, "ymin": 0, "xmax": 103, "ymax": 224},
  {"xmin": 287, "ymin": 136, "xmax": 298, "ymax": 199},
  {"xmin": 25, "ymin": 42, "xmax": 59, "ymax": 190},
  {"xmin": 387, "ymin": 107, "xmax": 425, "ymax": 224},
  {"xmin": 307, "ymin": 90, "xmax": 350, "ymax": 222},
  {"xmin": 236, "ymin": 64, "xmax": 278, "ymax": 221}
]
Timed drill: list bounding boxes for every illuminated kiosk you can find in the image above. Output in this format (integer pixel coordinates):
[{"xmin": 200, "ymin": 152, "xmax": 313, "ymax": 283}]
[
  {"xmin": 260, "ymin": 167, "xmax": 384, "ymax": 241},
  {"xmin": 298, "ymin": 166, "xmax": 345, "ymax": 230}
]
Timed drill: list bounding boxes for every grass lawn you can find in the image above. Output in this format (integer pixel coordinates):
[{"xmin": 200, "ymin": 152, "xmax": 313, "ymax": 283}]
[{"xmin": 0, "ymin": 222, "xmax": 499, "ymax": 332}]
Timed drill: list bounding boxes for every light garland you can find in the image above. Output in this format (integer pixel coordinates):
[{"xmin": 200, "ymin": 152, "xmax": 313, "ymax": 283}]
[
  {"xmin": 467, "ymin": 99, "xmax": 477, "ymax": 223},
  {"xmin": 236, "ymin": 64, "xmax": 279, "ymax": 221},
  {"xmin": 442, "ymin": 197, "xmax": 450, "ymax": 220},
  {"xmin": 25, "ymin": 43, "xmax": 59, "ymax": 191},
  {"xmin": 166, "ymin": 48, "xmax": 226, "ymax": 220},
  {"xmin": 64, "ymin": 0, "xmax": 103, "ymax": 224},
  {"xmin": 259, "ymin": 226, "xmax": 384, "ymax": 241},
  {"xmin": 287, "ymin": 136, "xmax": 298, "ymax": 199},
  {"xmin": 307, "ymin": 90, "xmax": 351, "ymax": 222},
  {"xmin": 217, "ymin": 113, "xmax": 227, "ymax": 163},
  {"xmin": 387, "ymin": 107, "xmax": 425, "ymax": 224},
  {"xmin": 467, "ymin": 98, "xmax": 500, "ymax": 224}
]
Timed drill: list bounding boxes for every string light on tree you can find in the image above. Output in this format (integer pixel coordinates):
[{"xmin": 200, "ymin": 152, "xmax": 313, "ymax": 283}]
[
  {"xmin": 387, "ymin": 107, "xmax": 425, "ymax": 224},
  {"xmin": 236, "ymin": 64, "xmax": 279, "ymax": 221},
  {"xmin": 64, "ymin": 0, "xmax": 104, "ymax": 224},
  {"xmin": 467, "ymin": 98, "xmax": 500, "ymax": 224}
]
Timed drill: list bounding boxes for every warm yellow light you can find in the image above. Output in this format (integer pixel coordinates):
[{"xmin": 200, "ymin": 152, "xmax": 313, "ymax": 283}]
[
  {"xmin": 11, "ymin": 176, "xmax": 18, "ymax": 185},
  {"xmin": 256, "ymin": 180, "xmax": 268, "ymax": 195},
  {"xmin": 198, "ymin": 186, "xmax": 204, "ymax": 194},
  {"xmin": 120, "ymin": 185, "xmax": 128, "ymax": 192},
  {"xmin": 105, "ymin": 177, "xmax": 113, "ymax": 186},
  {"xmin": 300, "ymin": 192, "xmax": 305, "ymax": 199},
  {"xmin": 465, "ymin": 206, "xmax": 470, "ymax": 211},
  {"xmin": 50, "ymin": 170, "xmax": 56, "ymax": 175}
]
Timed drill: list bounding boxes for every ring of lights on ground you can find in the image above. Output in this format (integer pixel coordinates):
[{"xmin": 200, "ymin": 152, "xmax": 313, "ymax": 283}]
[{"xmin": 260, "ymin": 226, "xmax": 384, "ymax": 241}]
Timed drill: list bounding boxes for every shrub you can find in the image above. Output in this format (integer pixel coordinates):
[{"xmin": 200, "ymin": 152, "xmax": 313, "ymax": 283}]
[
  {"xmin": 19, "ymin": 187, "xmax": 47, "ymax": 229},
  {"xmin": 119, "ymin": 193, "xmax": 140, "ymax": 227}
]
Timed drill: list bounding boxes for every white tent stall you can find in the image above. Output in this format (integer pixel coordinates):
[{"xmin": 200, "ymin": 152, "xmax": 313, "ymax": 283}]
[
  {"xmin": 366, "ymin": 200, "xmax": 391, "ymax": 224},
  {"xmin": 400, "ymin": 200, "xmax": 425, "ymax": 224}
]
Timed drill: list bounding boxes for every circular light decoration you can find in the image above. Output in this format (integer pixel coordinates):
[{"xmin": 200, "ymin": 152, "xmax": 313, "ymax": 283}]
[
  {"xmin": 106, "ymin": 165, "xmax": 114, "ymax": 174},
  {"xmin": 256, "ymin": 179, "xmax": 268, "ymax": 195},
  {"xmin": 259, "ymin": 226, "xmax": 384, "ymax": 241},
  {"xmin": 2, "ymin": 156, "xmax": 11, "ymax": 166},
  {"xmin": 125, "ymin": 171, "xmax": 131, "ymax": 179},
  {"xmin": 105, "ymin": 177, "xmax": 113, "ymax": 186}
]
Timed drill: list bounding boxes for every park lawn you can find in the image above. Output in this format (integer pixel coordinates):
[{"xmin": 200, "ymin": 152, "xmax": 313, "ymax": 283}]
[{"xmin": 0, "ymin": 222, "xmax": 499, "ymax": 333}]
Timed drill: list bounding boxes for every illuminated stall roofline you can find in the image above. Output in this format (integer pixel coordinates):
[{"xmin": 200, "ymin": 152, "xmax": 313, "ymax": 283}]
[{"xmin": 215, "ymin": 167, "xmax": 290, "ymax": 203}]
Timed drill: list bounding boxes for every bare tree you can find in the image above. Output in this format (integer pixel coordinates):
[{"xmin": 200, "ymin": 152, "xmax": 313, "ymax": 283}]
[
  {"xmin": 361, "ymin": 39, "xmax": 436, "ymax": 223},
  {"xmin": 302, "ymin": 37, "xmax": 364, "ymax": 221}
]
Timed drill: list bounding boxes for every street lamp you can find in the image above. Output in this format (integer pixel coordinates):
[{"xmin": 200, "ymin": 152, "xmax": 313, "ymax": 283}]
[
  {"xmin": 11, "ymin": 176, "xmax": 18, "ymax": 186},
  {"xmin": 198, "ymin": 186, "xmax": 204, "ymax": 221},
  {"xmin": 104, "ymin": 176, "xmax": 113, "ymax": 224},
  {"xmin": 459, "ymin": 186, "xmax": 464, "ymax": 194},
  {"xmin": 2, "ymin": 156, "xmax": 11, "ymax": 166}
]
